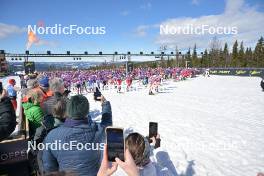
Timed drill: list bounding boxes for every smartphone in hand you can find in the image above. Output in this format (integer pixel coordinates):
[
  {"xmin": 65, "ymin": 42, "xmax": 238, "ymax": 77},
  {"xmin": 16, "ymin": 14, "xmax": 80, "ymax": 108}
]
[
  {"xmin": 106, "ymin": 127, "xmax": 125, "ymax": 162},
  {"xmin": 149, "ymin": 122, "xmax": 158, "ymax": 138},
  {"xmin": 94, "ymin": 87, "xmax": 102, "ymax": 101}
]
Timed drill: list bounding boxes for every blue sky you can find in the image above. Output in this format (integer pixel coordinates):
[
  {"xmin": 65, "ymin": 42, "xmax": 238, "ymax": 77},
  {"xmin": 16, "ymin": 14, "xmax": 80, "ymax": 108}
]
[{"xmin": 0, "ymin": 0, "xmax": 264, "ymax": 57}]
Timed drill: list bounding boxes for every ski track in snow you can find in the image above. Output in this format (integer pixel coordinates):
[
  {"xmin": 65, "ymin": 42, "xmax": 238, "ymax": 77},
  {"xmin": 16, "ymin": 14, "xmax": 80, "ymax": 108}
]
[{"xmin": 2, "ymin": 75, "xmax": 263, "ymax": 176}]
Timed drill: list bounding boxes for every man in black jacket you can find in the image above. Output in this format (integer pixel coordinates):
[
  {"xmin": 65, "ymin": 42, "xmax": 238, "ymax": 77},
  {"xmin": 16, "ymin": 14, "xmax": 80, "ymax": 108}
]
[{"xmin": 0, "ymin": 95, "xmax": 17, "ymax": 141}]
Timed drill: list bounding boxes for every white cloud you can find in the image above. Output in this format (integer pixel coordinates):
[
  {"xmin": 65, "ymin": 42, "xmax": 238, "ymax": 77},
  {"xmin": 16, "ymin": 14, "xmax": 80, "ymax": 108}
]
[
  {"xmin": 137, "ymin": 0, "xmax": 264, "ymax": 50},
  {"xmin": 0, "ymin": 23, "xmax": 26, "ymax": 39}
]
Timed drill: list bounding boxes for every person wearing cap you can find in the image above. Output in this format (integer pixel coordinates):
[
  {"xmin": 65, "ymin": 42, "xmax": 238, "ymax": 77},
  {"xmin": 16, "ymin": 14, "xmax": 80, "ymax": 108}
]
[
  {"xmin": 7, "ymin": 78, "xmax": 18, "ymax": 111},
  {"xmin": 21, "ymin": 78, "xmax": 39, "ymax": 101},
  {"xmin": 42, "ymin": 95, "xmax": 112, "ymax": 176},
  {"xmin": 43, "ymin": 77, "xmax": 66, "ymax": 116},
  {"xmin": 31, "ymin": 75, "xmax": 53, "ymax": 107}
]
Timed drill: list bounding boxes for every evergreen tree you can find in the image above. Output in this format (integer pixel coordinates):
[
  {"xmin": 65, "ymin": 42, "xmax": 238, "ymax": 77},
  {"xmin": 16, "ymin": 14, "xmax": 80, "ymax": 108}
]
[
  {"xmin": 223, "ymin": 43, "xmax": 229, "ymax": 67},
  {"xmin": 238, "ymin": 41, "xmax": 245, "ymax": 67},
  {"xmin": 254, "ymin": 36, "xmax": 264, "ymax": 67},
  {"xmin": 248, "ymin": 47, "xmax": 253, "ymax": 67},
  {"xmin": 186, "ymin": 48, "xmax": 191, "ymax": 67},
  {"xmin": 231, "ymin": 40, "xmax": 238, "ymax": 67},
  {"xmin": 201, "ymin": 49, "xmax": 208, "ymax": 67},
  {"xmin": 192, "ymin": 44, "xmax": 198, "ymax": 67},
  {"xmin": 219, "ymin": 48, "xmax": 224, "ymax": 67},
  {"xmin": 238, "ymin": 41, "xmax": 247, "ymax": 67}
]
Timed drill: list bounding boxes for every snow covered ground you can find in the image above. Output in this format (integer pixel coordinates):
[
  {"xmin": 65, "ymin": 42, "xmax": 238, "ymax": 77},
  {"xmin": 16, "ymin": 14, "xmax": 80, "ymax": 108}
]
[
  {"xmin": 87, "ymin": 75, "xmax": 264, "ymax": 176},
  {"xmin": 1, "ymin": 75, "xmax": 263, "ymax": 175}
]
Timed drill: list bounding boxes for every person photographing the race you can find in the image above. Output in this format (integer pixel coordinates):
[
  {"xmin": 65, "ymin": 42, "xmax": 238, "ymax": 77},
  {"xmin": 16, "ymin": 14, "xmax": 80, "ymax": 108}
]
[
  {"xmin": 97, "ymin": 132, "xmax": 175, "ymax": 176},
  {"xmin": 94, "ymin": 87, "xmax": 102, "ymax": 101},
  {"xmin": 42, "ymin": 94, "xmax": 113, "ymax": 176}
]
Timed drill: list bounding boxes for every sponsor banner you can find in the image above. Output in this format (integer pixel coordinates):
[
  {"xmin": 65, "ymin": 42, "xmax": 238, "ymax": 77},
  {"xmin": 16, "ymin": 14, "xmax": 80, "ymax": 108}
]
[
  {"xmin": 24, "ymin": 61, "xmax": 35, "ymax": 74},
  {"xmin": 126, "ymin": 62, "xmax": 134, "ymax": 73},
  {"xmin": 0, "ymin": 139, "xmax": 28, "ymax": 165},
  {"xmin": 209, "ymin": 68, "xmax": 264, "ymax": 77}
]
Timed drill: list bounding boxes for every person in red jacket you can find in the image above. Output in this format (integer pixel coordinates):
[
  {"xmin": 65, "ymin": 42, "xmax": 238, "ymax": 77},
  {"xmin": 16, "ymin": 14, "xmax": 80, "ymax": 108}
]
[
  {"xmin": 126, "ymin": 76, "xmax": 132, "ymax": 92},
  {"xmin": 117, "ymin": 78, "xmax": 122, "ymax": 93}
]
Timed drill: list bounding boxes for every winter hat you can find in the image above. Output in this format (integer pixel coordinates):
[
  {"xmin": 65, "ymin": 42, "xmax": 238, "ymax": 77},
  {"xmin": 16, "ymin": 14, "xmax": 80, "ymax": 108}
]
[
  {"xmin": 38, "ymin": 76, "xmax": 49, "ymax": 88},
  {"xmin": 8, "ymin": 79, "xmax": 16, "ymax": 85},
  {"xmin": 67, "ymin": 95, "xmax": 89, "ymax": 119}
]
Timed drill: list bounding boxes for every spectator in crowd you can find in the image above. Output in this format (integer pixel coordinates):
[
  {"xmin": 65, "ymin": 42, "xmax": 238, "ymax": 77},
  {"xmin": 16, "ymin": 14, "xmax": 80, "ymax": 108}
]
[
  {"xmin": 34, "ymin": 95, "xmax": 68, "ymax": 175},
  {"xmin": 43, "ymin": 77, "xmax": 65, "ymax": 115},
  {"xmin": 7, "ymin": 78, "xmax": 18, "ymax": 111},
  {"xmin": 33, "ymin": 75, "xmax": 52, "ymax": 106},
  {"xmin": 34, "ymin": 94, "xmax": 67, "ymax": 144},
  {"xmin": 0, "ymin": 82, "xmax": 16, "ymax": 141},
  {"xmin": 125, "ymin": 133, "xmax": 157, "ymax": 176},
  {"xmin": 21, "ymin": 78, "xmax": 39, "ymax": 100},
  {"xmin": 124, "ymin": 133, "xmax": 177, "ymax": 176},
  {"xmin": 22, "ymin": 89, "xmax": 44, "ymax": 138},
  {"xmin": 42, "ymin": 95, "xmax": 112, "ymax": 176},
  {"xmin": 20, "ymin": 75, "xmax": 27, "ymax": 89}
]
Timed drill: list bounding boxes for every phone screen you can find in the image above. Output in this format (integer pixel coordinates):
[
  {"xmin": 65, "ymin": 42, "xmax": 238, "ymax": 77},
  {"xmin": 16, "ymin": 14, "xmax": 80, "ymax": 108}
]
[
  {"xmin": 149, "ymin": 122, "xmax": 158, "ymax": 138},
  {"xmin": 0, "ymin": 82, "xmax": 2, "ymax": 94},
  {"xmin": 106, "ymin": 128, "xmax": 124, "ymax": 162}
]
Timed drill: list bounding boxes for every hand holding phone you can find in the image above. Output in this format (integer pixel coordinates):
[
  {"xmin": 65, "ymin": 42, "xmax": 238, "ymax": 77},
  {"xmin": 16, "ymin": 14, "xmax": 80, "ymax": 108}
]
[
  {"xmin": 149, "ymin": 122, "xmax": 158, "ymax": 139},
  {"xmin": 94, "ymin": 87, "xmax": 102, "ymax": 101},
  {"xmin": 106, "ymin": 127, "xmax": 125, "ymax": 162},
  {"xmin": 97, "ymin": 145, "xmax": 118, "ymax": 176},
  {"xmin": 115, "ymin": 149, "xmax": 139, "ymax": 176}
]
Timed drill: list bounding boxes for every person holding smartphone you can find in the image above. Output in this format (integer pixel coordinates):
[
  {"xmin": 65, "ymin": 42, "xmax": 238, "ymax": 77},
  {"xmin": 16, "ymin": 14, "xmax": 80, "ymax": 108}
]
[
  {"xmin": 42, "ymin": 94, "xmax": 113, "ymax": 176},
  {"xmin": 98, "ymin": 131, "xmax": 176, "ymax": 176}
]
